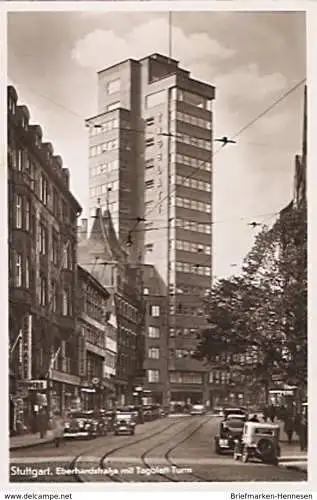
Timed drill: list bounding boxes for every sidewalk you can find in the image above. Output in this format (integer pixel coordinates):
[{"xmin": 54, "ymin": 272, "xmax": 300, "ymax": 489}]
[
  {"xmin": 278, "ymin": 427, "xmax": 307, "ymax": 473},
  {"xmin": 10, "ymin": 431, "xmax": 55, "ymax": 451},
  {"xmin": 277, "ymin": 419, "xmax": 300, "ymax": 444}
]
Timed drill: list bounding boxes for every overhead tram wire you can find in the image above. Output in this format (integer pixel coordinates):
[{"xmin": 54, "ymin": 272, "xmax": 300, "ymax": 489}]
[
  {"xmin": 10, "ymin": 55, "xmax": 305, "ymax": 246},
  {"xmin": 123, "ymin": 77, "xmax": 306, "ymax": 244}
]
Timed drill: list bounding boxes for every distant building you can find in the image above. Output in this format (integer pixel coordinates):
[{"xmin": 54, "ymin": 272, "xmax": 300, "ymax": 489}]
[
  {"xmin": 8, "ymin": 86, "xmax": 82, "ymax": 433},
  {"xmin": 87, "ymin": 53, "xmax": 215, "ymax": 407},
  {"xmin": 78, "ymin": 209, "xmax": 145, "ymax": 406},
  {"xmin": 77, "ymin": 265, "xmax": 117, "ymax": 410}
]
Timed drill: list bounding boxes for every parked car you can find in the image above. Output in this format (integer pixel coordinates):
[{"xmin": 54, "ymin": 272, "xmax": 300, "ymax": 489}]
[
  {"xmin": 233, "ymin": 422, "xmax": 280, "ymax": 465},
  {"xmin": 63, "ymin": 411, "xmax": 99, "ymax": 439},
  {"xmin": 213, "ymin": 407, "xmax": 224, "ymax": 417},
  {"xmin": 89, "ymin": 410, "xmax": 111, "ymax": 436},
  {"xmin": 215, "ymin": 414, "xmax": 247, "ymax": 454},
  {"xmin": 143, "ymin": 405, "xmax": 154, "ymax": 422},
  {"xmin": 126, "ymin": 405, "xmax": 144, "ymax": 424},
  {"xmin": 159, "ymin": 406, "xmax": 167, "ymax": 418},
  {"xmin": 105, "ymin": 410, "xmax": 116, "ymax": 432},
  {"xmin": 113, "ymin": 411, "xmax": 136, "ymax": 435},
  {"xmin": 190, "ymin": 404, "xmax": 206, "ymax": 416}
]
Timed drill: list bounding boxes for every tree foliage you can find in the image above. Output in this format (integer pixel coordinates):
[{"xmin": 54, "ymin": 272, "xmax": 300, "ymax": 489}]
[{"xmin": 195, "ymin": 203, "xmax": 307, "ymax": 392}]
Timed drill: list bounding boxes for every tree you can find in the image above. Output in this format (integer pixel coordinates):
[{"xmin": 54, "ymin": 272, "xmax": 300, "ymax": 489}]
[{"xmin": 195, "ymin": 203, "xmax": 307, "ymax": 402}]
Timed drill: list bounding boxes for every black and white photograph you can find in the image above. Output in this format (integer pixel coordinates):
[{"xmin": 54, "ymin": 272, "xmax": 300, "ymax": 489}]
[{"xmin": 7, "ymin": 7, "xmax": 308, "ymax": 484}]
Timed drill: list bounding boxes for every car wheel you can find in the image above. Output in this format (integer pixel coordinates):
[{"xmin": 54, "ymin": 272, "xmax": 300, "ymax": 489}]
[{"xmin": 242, "ymin": 448, "xmax": 249, "ymax": 463}]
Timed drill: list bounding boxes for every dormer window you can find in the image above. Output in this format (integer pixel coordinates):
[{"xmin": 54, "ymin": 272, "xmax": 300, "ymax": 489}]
[{"xmin": 21, "ymin": 116, "xmax": 28, "ymax": 131}]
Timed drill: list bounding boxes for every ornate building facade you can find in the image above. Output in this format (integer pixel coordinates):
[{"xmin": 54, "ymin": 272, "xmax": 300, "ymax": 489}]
[
  {"xmin": 77, "ymin": 265, "xmax": 117, "ymax": 409},
  {"xmin": 78, "ymin": 209, "xmax": 145, "ymax": 405},
  {"xmin": 8, "ymin": 86, "xmax": 82, "ymax": 432}
]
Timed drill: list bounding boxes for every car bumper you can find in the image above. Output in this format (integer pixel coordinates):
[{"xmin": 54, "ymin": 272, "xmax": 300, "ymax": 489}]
[
  {"xmin": 64, "ymin": 431, "xmax": 96, "ymax": 438},
  {"xmin": 217, "ymin": 438, "xmax": 236, "ymax": 450}
]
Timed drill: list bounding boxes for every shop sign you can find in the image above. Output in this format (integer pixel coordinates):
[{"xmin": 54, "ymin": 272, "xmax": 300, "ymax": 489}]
[
  {"xmin": 21, "ymin": 315, "xmax": 32, "ymax": 380},
  {"xmin": 19, "ymin": 380, "xmax": 47, "ymax": 391}
]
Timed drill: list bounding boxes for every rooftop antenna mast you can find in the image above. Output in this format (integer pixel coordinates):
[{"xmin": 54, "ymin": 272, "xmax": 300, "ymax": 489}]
[{"xmin": 168, "ymin": 11, "xmax": 172, "ymax": 60}]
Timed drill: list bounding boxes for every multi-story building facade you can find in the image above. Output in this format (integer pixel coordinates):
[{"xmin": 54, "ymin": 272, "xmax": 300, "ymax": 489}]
[
  {"xmin": 8, "ymin": 86, "xmax": 82, "ymax": 432},
  {"xmin": 78, "ymin": 209, "xmax": 145, "ymax": 406},
  {"xmin": 133, "ymin": 264, "xmax": 169, "ymax": 404},
  {"xmin": 77, "ymin": 265, "xmax": 116, "ymax": 410},
  {"xmin": 87, "ymin": 54, "xmax": 215, "ymax": 406}
]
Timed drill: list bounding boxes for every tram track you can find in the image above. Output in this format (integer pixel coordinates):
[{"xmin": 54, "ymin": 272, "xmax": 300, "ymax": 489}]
[
  {"xmin": 69, "ymin": 417, "xmax": 185, "ymax": 482},
  {"xmin": 141, "ymin": 415, "xmax": 211, "ymax": 482}
]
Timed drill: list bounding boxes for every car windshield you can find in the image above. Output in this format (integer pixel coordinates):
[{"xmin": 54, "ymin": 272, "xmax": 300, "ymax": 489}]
[
  {"xmin": 69, "ymin": 412, "xmax": 90, "ymax": 419},
  {"xmin": 116, "ymin": 413, "xmax": 132, "ymax": 420},
  {"xmin": 226, "ymin": 419, "xmax": 245, "ymax": 428},
  {"xmin": 224, "ymin": 409, "xmax": 245, "ymax": 417},
  {"xmin": 254, "ymin": 428, "xmax": 275, "ymax": 436}
]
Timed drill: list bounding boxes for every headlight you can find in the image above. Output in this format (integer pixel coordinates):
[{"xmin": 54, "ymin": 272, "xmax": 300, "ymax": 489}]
[
  {"xmin": 84, "ymin": 423, "xmax": 91, "ymax": 430},
  {"xmin": 64, "ymin": 423, "xmax": 70, "ymax": 429}
]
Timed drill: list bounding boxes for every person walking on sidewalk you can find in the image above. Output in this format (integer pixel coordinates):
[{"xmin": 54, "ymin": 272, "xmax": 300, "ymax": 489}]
[
  {"xmin": 284, "ymin": 414, "xmax": 295, "ymax": 444},
  {"xmin": 268, "ymin": 404, "xmax": 276, "ymax": 423},
  {"xmin": 299, "ymin": 411, "xmax": 308, "ymax": 451},
  {"xmin": 38, "ymin": 408, "xmax": 48, "ymax": 439},
  {"xmin": 52, "ymin": 413, "xmax": 65, "ymax": 448}
]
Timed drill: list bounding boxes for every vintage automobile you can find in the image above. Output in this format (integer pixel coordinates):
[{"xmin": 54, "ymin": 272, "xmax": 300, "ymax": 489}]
[
  {"xmin": 214, "ymin": 414, "xmax": 247, "ymax": 454},
  {"xmin": 90, "ymin": 410, "xmax": 112, "ymax": 436},
  {"xmin": 104, "ymin": 410, "xmax": 116, "ymax": 432},
  {"xmin": 63, "ymin": 411, "xmax": 99, "ymax": 439},
  {"xmin": 190, "ymin": 404, "xmax": 206, "ymax": 416},
  {"xmin": 233, "ymin": 422, "xmax": 280, "ymax": 465},
  {"xmin": 113, "ymin": 411, "xmax": 136, "ymax": 436}
]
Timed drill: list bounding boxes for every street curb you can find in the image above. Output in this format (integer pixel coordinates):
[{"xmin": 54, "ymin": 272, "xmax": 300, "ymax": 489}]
[
  {"xmin": 10, "ymin": 438, "xmax": 55, "ymax": 452},
  {"xmin": 281, "ymin": 464, "xmax": 307, "ymax": 473}
]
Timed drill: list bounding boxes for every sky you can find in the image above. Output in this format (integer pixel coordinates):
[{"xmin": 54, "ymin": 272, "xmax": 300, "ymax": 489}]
[{"xmin": 7, "ymin": 10, "xmax": 306, "ymax": 278}]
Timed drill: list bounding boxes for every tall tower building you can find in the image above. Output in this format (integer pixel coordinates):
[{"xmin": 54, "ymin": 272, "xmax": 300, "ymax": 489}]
[{"xmin": 88, "ymin": 54, "xmax": 215, "ymax": 406}]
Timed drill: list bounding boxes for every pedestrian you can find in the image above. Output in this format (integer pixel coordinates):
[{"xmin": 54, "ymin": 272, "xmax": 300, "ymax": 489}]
[
  {"xmin": 284, "ymin": 415, "xmax": 294, "ymax": 444},
  {"xmin": 52, "ymin": 413, "xmax": 65, "ymax": 448},
  {"xmin": 279, "ymin": 404, "xmax": 287, "ymax": 422},
  {"xmin": 299, "ymin": 412, "xmax": 308, "ymax": 451},
  {"xmin": 268, "ymin": 404, "xmax": 276, "ymax": 423},
  {"xmin": 38, "ymin": 409, "xmax": 47, "ymax": 439},
  {"xmin": 294, "ymin": 413, "xmax": 301, "ymax": 437}
]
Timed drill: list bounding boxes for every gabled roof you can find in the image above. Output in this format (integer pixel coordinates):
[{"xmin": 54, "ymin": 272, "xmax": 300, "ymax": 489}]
[{"xmin": 87, "ymin": 208, "xmax": 127, "ymax": 263}]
